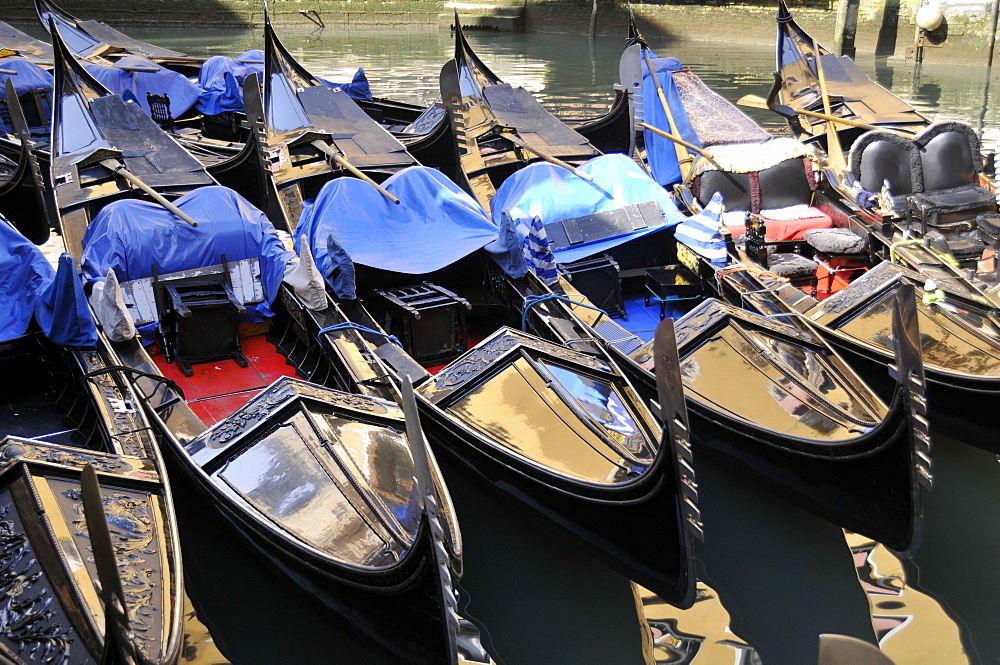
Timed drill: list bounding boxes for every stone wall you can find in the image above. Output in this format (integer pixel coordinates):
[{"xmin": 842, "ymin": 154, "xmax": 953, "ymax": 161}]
[{"xmin": 1, "ymin": 0, "xmax": 996, "ymax": 65}]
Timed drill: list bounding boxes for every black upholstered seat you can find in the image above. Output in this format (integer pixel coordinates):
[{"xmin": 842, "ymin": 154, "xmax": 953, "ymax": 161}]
[
  {"xmin": 804, "ymin": 228, "xmax": 868, "ymax": 255},
  {"xmin": 767, "ymin": 253, "xmax": 819, "ymax": 279}
]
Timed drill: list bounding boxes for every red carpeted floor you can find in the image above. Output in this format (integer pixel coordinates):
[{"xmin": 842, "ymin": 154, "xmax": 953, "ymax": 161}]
[{"xmin": 152, "ymin": 335, "xmax": 297, "ymax": 426}]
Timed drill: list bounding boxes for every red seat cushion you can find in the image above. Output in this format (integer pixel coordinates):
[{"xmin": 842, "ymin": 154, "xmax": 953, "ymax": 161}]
[{"xmin": 727, "ymin": 207, "xmax": 833, "ymax": 241}]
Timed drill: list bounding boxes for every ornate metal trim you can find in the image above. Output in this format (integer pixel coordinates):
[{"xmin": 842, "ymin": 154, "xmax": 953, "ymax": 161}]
[
  {"xmin": 424, "ymin": 328, "xmax": 612, "ymax": 400},
  {"xmin": 0, "ymin": 438, "xmax": 155, "ymax": 481},
  {"xmin": 60, "ymin": 486, "xmax": 159, "ymax": 659},
  {"xmin": 202, "ymin": 377, "xmax": 396, "ymax": 446},
  {"xmin": 0, "ymin": 498, "xmax": 76, "ymax": 664},
  {"xmin": 674, "ymin": 299, "xmax": 812, "ymax": 351}
]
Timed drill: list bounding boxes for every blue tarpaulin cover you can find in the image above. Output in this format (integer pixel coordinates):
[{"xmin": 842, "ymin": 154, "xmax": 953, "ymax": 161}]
[
  {"xmin": 0, "ymin": 57, "xmax": 53, "ymax": 133},
  {"xmin": 0, "ymin": 57, "xmax": 53, "ymax": 97},
  {"xmin": 196, "ymin": 50, "xmax": 264, "ymax": 115},
  {"xmin": 197, "ymin": 54, "xmax": 372, "ymax": 115},
  {"xmin": 294, "ymin": 166, "xmax": 499, "ymax": 277},
  {"xmin": 641, "ymin": 52, "xmax": 701, "ymax": 187},
  {"xmin": 84, "ymin": 55, "xmax": 204, "ymax": 119},
  {"xmin": 0, "ymin": 221, "xmax": 97, "ymax": 346},
  {"xmin": 489, "ymin": 153, "xmax": 684, "ymax": 264},
  {"xmin": 80, "ymin": 186, "xmax": 294, "ymax": 335},
  {"xmin": 319, "ymin": 68, "xmax": 373, "ymax": 102},
  {"xmin": 35, "ymin": 253, "xmax": 99, "ymax": 348}
]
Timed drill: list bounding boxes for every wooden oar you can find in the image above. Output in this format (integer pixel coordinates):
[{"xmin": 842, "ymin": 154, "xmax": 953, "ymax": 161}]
[
  {"xmin": 737, "ymin": 94, "xmax": 916, "ymax": 134},
  {"xmin": 813, "ymin": 40, "xmax": 848, "ymax": 173},
  {"xmin": 637, "ymin": 121, "xmax": 715, "ymax": 161},
  {"xmin": 0, "ymin": 68, "xmax": 18, "ymax": 75},
  {"xmin": 505, "ymin": 133, "xmax": 594, "ymax": 181},
  {"xmin": 100, "ymin": 159, "xmax": 199, "ymax": 227},
  {"xmin": 310, "ymin": 140, "xmax": 401, "ymax": 204},
  {"xmin": 81, "ymin": 465, "xmax": 141, "ymax": 665},
  {"xmin": 642, "ymin": 48, "xmax": 694, "ymax": 175}
]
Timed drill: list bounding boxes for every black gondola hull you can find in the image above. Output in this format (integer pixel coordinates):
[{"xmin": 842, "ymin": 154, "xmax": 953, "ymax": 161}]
[
  {"xmin": 158, "ymin": 437, "xmax": 453, "ymax": 665},
  {"xmin": 416, "ymin": 398, "xmax": 696, "ymax": 608}
]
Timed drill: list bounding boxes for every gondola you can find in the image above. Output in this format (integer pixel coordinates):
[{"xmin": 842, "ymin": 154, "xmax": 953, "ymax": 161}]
[
  {"xmin": 0, "ymin": 217, "xmax": 184, "ymax": 664},
  {"xmin": 48, "ymin": 23, "xmax": 470, "ymax": 664},
  {"xmin": 0, "ymin": 80, "xmax": 52, "ymax": 243},
  {"xmin": 768, "ymin": 0, "xmax": 929, "ymax": 149},
  {"xmin": 769, "ymin": 0, "xmax": 999, "ymax": 287},
  {"xmin": 0, "ymin": 20, "xmax": 54, "ymax": 65},
  {"xmin": 35, "ymin": 0, "xmax": 203, "ymax": 75},
  {"xmin": 438, "ymin": 17, "xmax": 603, "ymax": 214},
  {"xmin": 622, "ymin": 23, "xmax": 1000, "ymax": 456},
  {"xmin": 237, "ymin": 13, "xmax": 418, "ymax": 231}
]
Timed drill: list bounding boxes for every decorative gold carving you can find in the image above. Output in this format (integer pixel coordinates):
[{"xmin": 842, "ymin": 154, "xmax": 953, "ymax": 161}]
[
  {"xmin": 77, "ymin": 350, "xmax": 148, "ymax": 458},
  {"xmin": 429, "ymin": 328, "xmax": 611, "ymax": 395},
  {"xmin": 0, "ymin": 502, "xmax": 75, "ymax": 663},
  {"xmin": 62, "ymin": 488, "xmax": 159, "ymax": 657},
  {"xmin": 0, "ymin": 439, "xmax": 127, "ymax": 475}
]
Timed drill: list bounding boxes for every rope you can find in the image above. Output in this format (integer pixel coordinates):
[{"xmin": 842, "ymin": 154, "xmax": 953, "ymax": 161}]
[
  {"xmin": 79, "ymin": 365, "xmax": 186, "ymax": 402},
  {"xmin": 521, "ymin": 293, "xmax": 607, "ymax": 331},
  {"xmin": 317, "ymin": 323, "xmax": 401, "ymax": 347},
  {"xmin": 716, "ymin": 265, "xmax": 790, "ymax": 294}
]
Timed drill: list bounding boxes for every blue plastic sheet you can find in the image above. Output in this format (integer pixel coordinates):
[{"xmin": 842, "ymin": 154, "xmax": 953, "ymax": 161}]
[
  {"xmin": 319, "ymin": 68, "xmax": 373, "ymax": 102},
  {"xmin": 196, "ymin": 50, "xmax": 264, "ymax": 115},
  {"xmin": 294, "ymin": 166, "xmax": 499, "ymax": 277},
  {"xmin": 0, "ymin": 57, "xmax": 53, "ymax": 97},
  {"xmin": 84, "ymin": 55, "xmax": 204, "ymax": 119},
  {"xmin": 0, "ymin": 220, "xmax": 55, "ymax": 342},
  {"xmin": 0, "ymin": 221, "xmax": 96, "ymax": 347},
  {"xmin": 80, "ymin": 186, "xmax": 294, "ymax": 331},
  {"xmin": 489, "ymin": 153, "xmax": 683, "ymax": 264},
  {"xmin": 34, "ymin": 253, "xmax": 99, "ymax": 348},
  {"xmin": 0, "ymin": 58, "xmax": 53, "ymax": 133},
  {"xmin": 641, "ymin": 52, "xmax": 701, "ymax": 187}
]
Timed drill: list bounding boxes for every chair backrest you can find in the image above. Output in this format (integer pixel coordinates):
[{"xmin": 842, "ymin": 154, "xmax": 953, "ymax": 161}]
[
  {"xmin": 914, "ymin": 122, "xmax": 983, "ymax": 192},
  {"xmin": 146, "ymin": 92, "xmax": 173, "ymax": 129},
  {"xmin": 696, "ymin": 170, "xmax": 752, "ymax": 210},
  {"xmin": 849, "ymin": 131, "xmax": 921, "ymax": 196},
  {"xmin": 758, "ymin": 157, "xmax": 814, "ymax": 210}
]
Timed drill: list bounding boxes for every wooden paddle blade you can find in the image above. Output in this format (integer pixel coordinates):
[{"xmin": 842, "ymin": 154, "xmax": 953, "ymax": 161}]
[
  {"xmin": 736, "ymin": 94, "xmax": 768, "ymax": 109},
  {"xmin": 817, "ymin": 634, "xmax": 894, "ymax": 665},
  {"xmin": 81, "ymin": 464, "xmax": 134, "ymax": 664},
  {"xmin": 5, "ymin": 78, "xmax": 31, "ymax": 139},
  {"xmin": 653, "ymin": 319, "xmax": 703, "ymax": 541}
]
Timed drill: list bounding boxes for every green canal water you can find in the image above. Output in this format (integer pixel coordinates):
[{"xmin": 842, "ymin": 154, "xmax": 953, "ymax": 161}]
[{"xmin": 16, "ymin": 21, "xmax": 1000, "ymax": 665}]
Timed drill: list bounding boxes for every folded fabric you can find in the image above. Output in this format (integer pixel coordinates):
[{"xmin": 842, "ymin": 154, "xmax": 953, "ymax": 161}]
[{"xmin": 676, "ymin": 192, "xmax": 728, "ymax": 266}]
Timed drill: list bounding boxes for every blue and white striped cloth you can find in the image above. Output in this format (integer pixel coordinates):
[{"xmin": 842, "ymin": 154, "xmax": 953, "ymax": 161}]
[
  {"xmin": 523, "ymin": 217, "xmax": 558, "ymax": 284},
  {"xmin": 675, "ymin": 192, "xmax": 729, "ymax": 266}
]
